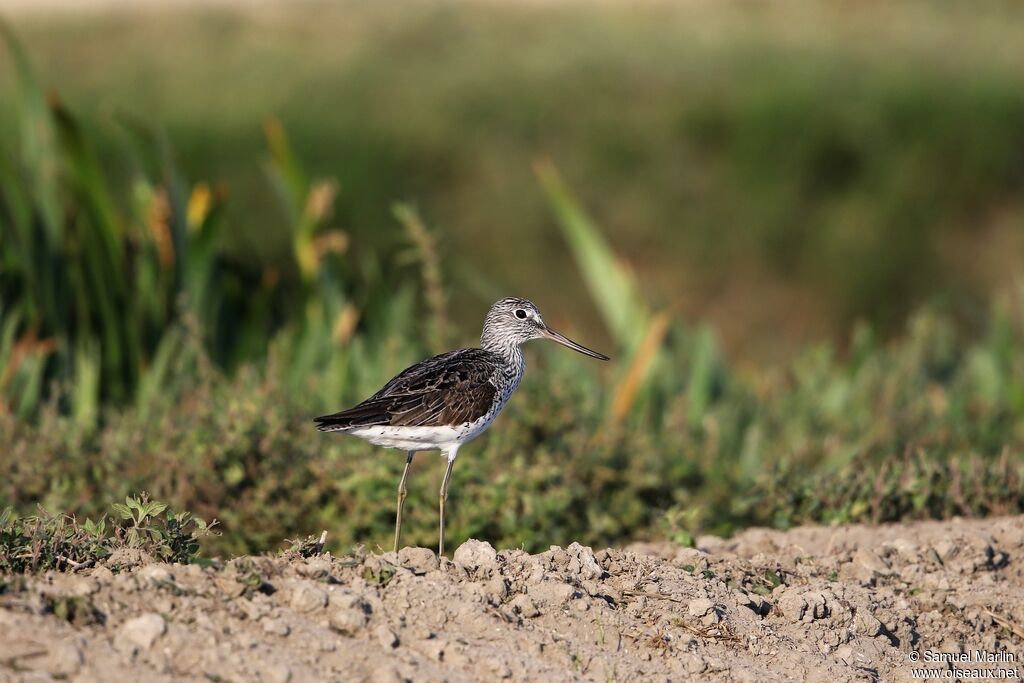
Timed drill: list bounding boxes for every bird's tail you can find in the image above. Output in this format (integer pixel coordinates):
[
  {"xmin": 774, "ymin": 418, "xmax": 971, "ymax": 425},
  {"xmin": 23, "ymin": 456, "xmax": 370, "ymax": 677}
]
[{"xmin": 313, "ymin": 414, "xmax": 353, "ymax": 433}]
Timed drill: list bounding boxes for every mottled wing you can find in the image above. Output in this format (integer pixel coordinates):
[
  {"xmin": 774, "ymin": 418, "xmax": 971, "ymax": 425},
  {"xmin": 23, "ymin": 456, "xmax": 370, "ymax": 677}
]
[{"xmin": 314, "ymin": 349, "xmax": 499, "ymax": 431}]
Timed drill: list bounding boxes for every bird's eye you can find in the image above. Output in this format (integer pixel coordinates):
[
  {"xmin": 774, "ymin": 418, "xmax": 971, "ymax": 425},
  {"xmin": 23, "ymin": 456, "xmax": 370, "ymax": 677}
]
[{"xmin": 515, "ymin": 309, "xmax": 528, "ymax": 320}]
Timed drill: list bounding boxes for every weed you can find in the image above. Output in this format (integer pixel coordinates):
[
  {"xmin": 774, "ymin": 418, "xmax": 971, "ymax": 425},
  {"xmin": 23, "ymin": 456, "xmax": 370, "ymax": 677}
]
[{"xmin": 0, "ymin": 497, "xmax": 215, "ymax": 573}]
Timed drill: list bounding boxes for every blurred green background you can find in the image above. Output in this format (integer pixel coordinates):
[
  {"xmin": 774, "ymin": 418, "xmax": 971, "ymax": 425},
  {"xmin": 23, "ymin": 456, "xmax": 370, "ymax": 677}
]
[{"xmin": 2, "ymin": 0, "xmax": 1024, "ymax": 556}]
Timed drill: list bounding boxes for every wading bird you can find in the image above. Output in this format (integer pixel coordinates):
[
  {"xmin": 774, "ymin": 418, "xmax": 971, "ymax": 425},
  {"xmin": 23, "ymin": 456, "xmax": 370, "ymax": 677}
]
[{"xmin": 314, "ymin": 297, "xmax": 608, "ymax": 555}]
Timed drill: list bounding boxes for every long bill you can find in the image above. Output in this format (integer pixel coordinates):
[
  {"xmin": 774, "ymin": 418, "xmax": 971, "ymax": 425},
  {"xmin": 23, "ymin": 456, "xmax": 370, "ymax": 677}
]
[{"xmin": 541, "ymin": 327, "xmax": 610, "ymax": 361}]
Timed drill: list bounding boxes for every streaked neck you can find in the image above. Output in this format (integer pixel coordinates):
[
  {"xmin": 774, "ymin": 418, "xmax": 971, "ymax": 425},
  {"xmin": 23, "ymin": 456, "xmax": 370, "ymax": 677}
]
[{"xmin": 481, "ymin": 333, "xmax": 522, "ymax": 364}]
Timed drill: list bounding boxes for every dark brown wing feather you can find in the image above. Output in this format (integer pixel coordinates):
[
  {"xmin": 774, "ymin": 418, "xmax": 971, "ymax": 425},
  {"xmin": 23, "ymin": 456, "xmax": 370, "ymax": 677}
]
[{"xmin": 314, "ymin": 348, "xmax": 500, "ymax": 431}]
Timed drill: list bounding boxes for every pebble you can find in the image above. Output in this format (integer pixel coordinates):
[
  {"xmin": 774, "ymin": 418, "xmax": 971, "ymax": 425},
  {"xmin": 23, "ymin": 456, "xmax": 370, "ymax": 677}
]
[
  {"xmin": 509, "ymin": 594, "xmax": 541, "ymax": 618},
  {"xmin": 680, "ymin": 654, "xmax": 708, "ymax": 676},
  {"xmin": 296, "ymin": 558, "xmax": 332, "ymax": 580},
  {"xmin": 37, "ymin": 642, "xmax": 83, "ymax": 676},
  {"xmin": 263, "ymin": 663, "xmax": 292, "ymax": 683},
  {"xmin": 88, "ymin": 565, "xmax": 115, "ymax": 583},
  {"xmin": 453, "ymin": 540, "xmax": 498, "ymax": 573},
  {"xmin": 375, "ymin": 624, "xmax": 400, "ymax": 649},
  {"xmin": 778, "ymin": 590, "xmax": 833, "ymax": 623},
  {"xmin": 398, "ymin": 547, "xmax": 439, "ymax": 574},
  {"xmin": 262, "ymin": 618, "xmax": 291, "ymax": 637},
  {"xmin": 114, "ymin": 613, "xmax": 167, "ymax": 654},
  {"xmin": 688, "ymin": 597, "xmax": 721, "ymax": 626},
  {"xmin": 370, "ymin": 664, "xmax": 404, "ymax": 683},
  {"xmin": 688, "ymin": 597, "xmax": 715, "ymax": 618},
  {"xmin": 565, "ymin": 542, "xmax": 606, "ymax": 580},
  {"xmin": 854, "ymin": 610, "xmax": 883, "ymax": 637},
  {"xmin": 413, "ymin": 637, "xmax": 447, "ymax": 662},
  {"xmin": 528, "ymin": 582, "xmax": 576, "ymax": 606},
  {"xmin": 329, "ymin": 606, "xmax": 368, "ymax": 634},
  {"xmin": 328, "ymin": 592, "xmax": 371, "ymax": 634},
  {"xmin": 485, "ymin": 576, "xmax": 509, "ymax": 602},
  {"xmin": 289, "ymin": 583, "xmax": 328, "ymax": 613},
  {"xmin": 136, "ymin": 565, "xmax": 174, "ymax": 586}
]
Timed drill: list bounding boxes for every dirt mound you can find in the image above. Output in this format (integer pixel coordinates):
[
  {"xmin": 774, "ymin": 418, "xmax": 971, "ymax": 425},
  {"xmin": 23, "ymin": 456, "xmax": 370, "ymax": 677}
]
[{"xmin": 2, "ymin": 516, "xmax": 1022, "ymax": 682}]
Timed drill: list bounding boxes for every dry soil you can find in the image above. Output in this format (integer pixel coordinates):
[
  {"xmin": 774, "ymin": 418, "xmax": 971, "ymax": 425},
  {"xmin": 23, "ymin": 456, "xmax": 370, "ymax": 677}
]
[{"xmin": 2, "ymin": 515, "xmax": 1022, "ymax": 682}]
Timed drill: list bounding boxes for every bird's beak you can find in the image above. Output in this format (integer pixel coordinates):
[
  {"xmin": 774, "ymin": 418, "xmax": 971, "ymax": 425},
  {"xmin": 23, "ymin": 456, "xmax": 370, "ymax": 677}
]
[{"xmin": 541, "ymin": 326, "xmax": 610, "ymax": 361}]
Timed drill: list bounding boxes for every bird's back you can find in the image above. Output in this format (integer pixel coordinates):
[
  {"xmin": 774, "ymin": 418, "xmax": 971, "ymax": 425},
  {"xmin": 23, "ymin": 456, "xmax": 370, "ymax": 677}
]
[{"xmin": 314, "ymin": 348, "xmax": 507, "ymax": 432}]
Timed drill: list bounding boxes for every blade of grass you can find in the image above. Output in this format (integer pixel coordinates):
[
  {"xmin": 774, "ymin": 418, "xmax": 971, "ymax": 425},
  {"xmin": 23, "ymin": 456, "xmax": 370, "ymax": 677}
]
[{"xmin": 533, "ymin": 157, "xmax": 649, "ymax": 352}]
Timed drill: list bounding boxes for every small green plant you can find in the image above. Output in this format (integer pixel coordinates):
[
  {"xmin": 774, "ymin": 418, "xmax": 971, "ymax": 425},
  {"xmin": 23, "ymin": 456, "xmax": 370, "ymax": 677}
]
[
  {"xmin": 281, "ymin": 532, "xmax": 328, "ymax": 559},
  {"xmin": 111, "ymin": 494, "xmax": 217, "ymax": 564},
  {"xmin": 0, "ymin": 496, "xmax": 216, "ymax": 573},
  {"xmin": 362, "ymin": 561, "xmax": 397, "ymax": 587}
]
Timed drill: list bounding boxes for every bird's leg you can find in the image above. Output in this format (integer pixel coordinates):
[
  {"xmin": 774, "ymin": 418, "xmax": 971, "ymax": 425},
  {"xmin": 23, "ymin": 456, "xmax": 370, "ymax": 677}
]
[
  {"xmin": 438, "ymin": 455, "xmax": 456, "ymax": 556},
  {"xmin": 394, "ymin": 451, "xmax": 416, "ymax": 553}
]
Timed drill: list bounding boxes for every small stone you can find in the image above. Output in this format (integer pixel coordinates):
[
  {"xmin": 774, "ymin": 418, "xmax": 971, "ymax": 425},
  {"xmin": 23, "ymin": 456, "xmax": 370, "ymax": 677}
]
[
  {"xmin": 398, "ymin": 547, "xmax": 439, "ymax": 574},
  {"xmin": 854, "ymin": 547, "xmax": 892, "ymax": 576},
  {"xmin": 64, "ymin": 577, "xmax": 98, "ymax": 597},
  {"xmin": 839, "ymin": 560, "xmax": 876, "ymax": 586},
  {"xmin": 375, "ymin": 624, "xmax": 400, "ymax": 648},
  {"xmin": 778, "ymin": 590, "xmax": 832, "ymax": 623},
  {"xmin": 485, "ymin": 576, "xmax": 509, "ymax": 602},
  {"xmin": 932, "ymin": 539, "xmax": 956, "ymax": 563},
  {"xmin": 263, "ymin": 663, "xmax": 292, "ymax": 683},
  {"xmin": 414, "ymin": 638, "xmax": 447, "ymax": 662},
  {"xmin": 296, "ymin": 558, "xmax": 332, "ymax": 580},
  {"xmin": 289, "ymin": 582, "xmax": 328, "ymax": 613},
  {"xmin": 262, "ymin": 618, "xmax": 291, "ymax": 637},
  {"xmin": 328, "ymin": 592, "xmax": 371, "ymax": 634},
  {"xmin": 687, "ymin": 597, "xmax": 720, "ymax": 626},
  {"xmin": 807, "ymin": 592, "xmax": 830, "ymax": 620},
  {"xmin": 214, "ymin": 576, "xmax": 248, "ymax": 597},
  {"xmin": 37, "ymin": 643, "xmax": 83, "ymax": 676},
  {"xmin": 330, "ymin": 606, "xmax": 369, "ymax": 634},
  {"xmin": 136, "ymin": 565, "xmax": 174, "ymax": 585},
  {"xmin": 524, "ymin": 557, "xmax": 547, "ymax": 585},
  {"xmin": 371, "ymin": 664, "xmax": 404, "ymax": 683},
  {"xmin": 89, "ymin": 565, "xmax": 115, "ymax": 583},
  {"xmin": 105, "ymin": 548, "xmax": 154, "ymax": 571},
  {"xmin": 680, "ymin": 654, "xmax": 707, "ymax": 675},
  {"xmin": 528, "ymin": 582, "xmax": 576, "ymax": 606},
  {"xmin": 453, "ymin": 540, "xmax": 498, "ymax": 573},
  {"xmin": 509, "ymin": 594, "xmax": 541, "ymax": 618},
  {"xmin": 115, "ymin": 613, "xmax": 166, "ymax": 654},
  {"xmin": 687, "ymin": 597, "xmax": 715, "ymax": 618},
  {"xmin": 854, "ymin": 610, "xmax": 883, "ymax": 637},
  {"xmin": 548, "ymin": 546, "xmax": 569, "ymax": 567},
  {"xmin": 776, "ymin": 592, "xmax": 808, "ymax": 623},
  {"xmin": 489, "ymin": 661, "xmax": 513, "ymax": 679},
  {"xmin": 565, "ymin": 542, "xmax": 606, "ymax": 580}
]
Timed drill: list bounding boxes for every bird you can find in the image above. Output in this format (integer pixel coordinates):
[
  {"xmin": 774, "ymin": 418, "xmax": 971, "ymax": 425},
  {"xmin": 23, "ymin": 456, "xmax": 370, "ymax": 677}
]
[{"xmin": 314, "ymin": 296, "xmax": 609, "ymax": 556}]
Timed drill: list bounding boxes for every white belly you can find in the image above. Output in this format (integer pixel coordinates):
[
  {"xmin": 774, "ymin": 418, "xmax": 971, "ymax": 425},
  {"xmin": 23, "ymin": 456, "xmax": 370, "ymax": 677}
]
[{"xmin": 347, "ymin": 412, "xmax": 498, "ymax": 452}]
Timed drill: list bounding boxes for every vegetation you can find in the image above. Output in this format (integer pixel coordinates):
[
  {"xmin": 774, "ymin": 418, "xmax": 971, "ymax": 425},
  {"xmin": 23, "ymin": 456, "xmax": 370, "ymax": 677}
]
[
  {"xmin": 4, "ymin": 1, "xmax": 1024, "ymax": 353},
  {"xmin": 1, "ymin": 3, "xmax": 1023, "ymax": 561},
  {"xmin": 0, "ymin": 495, "xmax": 215, "ymax": 573}
]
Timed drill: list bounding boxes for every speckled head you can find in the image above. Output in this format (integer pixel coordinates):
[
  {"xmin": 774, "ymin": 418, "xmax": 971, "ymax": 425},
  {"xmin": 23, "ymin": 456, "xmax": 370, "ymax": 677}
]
[{"xmin": 480, "ymin": 297, "xmax": 609, "ymax": 361}]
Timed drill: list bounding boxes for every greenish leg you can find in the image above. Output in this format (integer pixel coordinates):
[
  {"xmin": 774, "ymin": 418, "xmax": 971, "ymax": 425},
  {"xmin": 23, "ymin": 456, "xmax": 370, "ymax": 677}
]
[
  {"xmin": 438, "ymin": 453, "xmax": 456, "ymax": 556},
  {"xmin": 393, "ymin": 451, "xmax": 415, "ymax": 553}
]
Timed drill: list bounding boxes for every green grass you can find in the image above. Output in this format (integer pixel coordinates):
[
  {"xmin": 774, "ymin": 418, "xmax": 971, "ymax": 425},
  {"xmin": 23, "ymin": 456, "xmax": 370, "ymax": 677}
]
[
  {"xmin": 4, "ymin": 298, "xmax": 1024, "ymax": 558},
  {"xmin": 4, "ymin": 1, "xmax": 1024, "ymax": 356},
  {"xmin": 1, "ymin": 3, "xmax": 1024, "ymax": 559}
]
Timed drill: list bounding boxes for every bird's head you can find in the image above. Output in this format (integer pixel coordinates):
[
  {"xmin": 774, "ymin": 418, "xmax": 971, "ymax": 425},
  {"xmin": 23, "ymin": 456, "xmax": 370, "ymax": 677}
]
[{"xmin": 481, "ymin": 297, "xmax": 609, "ymax": 360}]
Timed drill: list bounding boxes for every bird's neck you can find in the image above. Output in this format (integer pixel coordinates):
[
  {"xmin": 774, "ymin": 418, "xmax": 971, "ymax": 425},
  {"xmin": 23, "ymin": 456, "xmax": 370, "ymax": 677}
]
[{"xmin": 481, "ymin": 335, "xmax": 525, "ymax": 371}]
